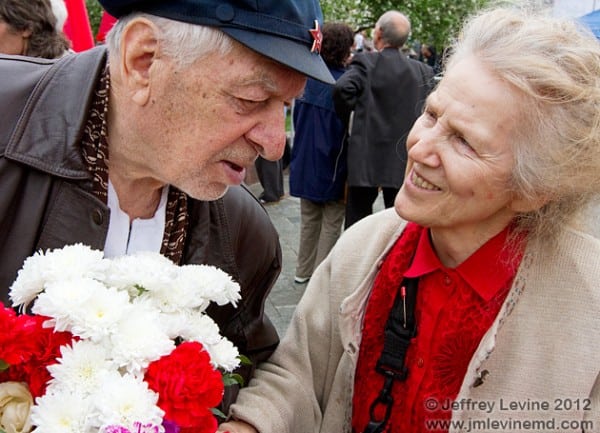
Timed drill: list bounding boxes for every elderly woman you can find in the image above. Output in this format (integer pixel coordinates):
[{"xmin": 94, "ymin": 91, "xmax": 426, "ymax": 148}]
[
  {"xmin": 0, "ymin": 0, "xmax": 69, "ymax": 58},
  {"xmin": 219, "ymin": 7, "xmax": 600, "ymax": 433}
]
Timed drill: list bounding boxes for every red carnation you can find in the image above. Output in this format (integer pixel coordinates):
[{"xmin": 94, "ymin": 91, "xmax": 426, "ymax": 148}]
[
  {"xmin": 145, "ymin": 341, "xmax": 224, "ymax": 433},
  {"xmin": 0, "ymin": 307, "xmax": 74, "ymax": 397}
]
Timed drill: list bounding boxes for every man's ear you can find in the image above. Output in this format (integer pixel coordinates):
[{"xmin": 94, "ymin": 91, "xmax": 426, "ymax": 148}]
[{"xmin": 118, "ymin": 18, "xmax": 160, "ymax": 106}]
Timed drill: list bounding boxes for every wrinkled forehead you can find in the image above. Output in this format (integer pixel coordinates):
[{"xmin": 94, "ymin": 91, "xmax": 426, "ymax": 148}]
[{"xmin": 221, "ymin": 43, "xmax": 307, "ymax": 97}]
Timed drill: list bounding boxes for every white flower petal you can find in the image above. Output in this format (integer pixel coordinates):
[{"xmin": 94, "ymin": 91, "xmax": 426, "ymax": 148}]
[
  {"xmin": 47, "ymin": 341, "xmax": 115, "ymax": 396},
  {"xmin": 205, "ymin": 337, "xmax": 240, "ymax": 372},
  {"xmin": 90, "ymin": 373, "xmax": 164, "ymax": 430}
]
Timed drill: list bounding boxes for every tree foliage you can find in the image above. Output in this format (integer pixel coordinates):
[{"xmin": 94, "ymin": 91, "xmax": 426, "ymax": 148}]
[
  {"xmin": 320, "ymin": 0, "xmax": 489, "ymax": 50},
  {"xmin": 85, "ymin": 0, "xmax": 489, "ymax": 54},
  {"xmin": 85, "ymin": 0, "xmax": 103, "ymax": 35}
]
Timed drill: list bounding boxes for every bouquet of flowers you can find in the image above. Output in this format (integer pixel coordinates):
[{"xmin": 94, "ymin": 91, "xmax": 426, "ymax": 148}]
[{"xmin": 0, "ymin": 244, "xmax": 244, "ymax": 433}]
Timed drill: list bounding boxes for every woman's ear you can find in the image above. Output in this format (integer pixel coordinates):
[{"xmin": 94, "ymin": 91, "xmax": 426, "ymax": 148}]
[{"xmin": 118, "ymin": 18, "xmax": 160, "ymax": 106}]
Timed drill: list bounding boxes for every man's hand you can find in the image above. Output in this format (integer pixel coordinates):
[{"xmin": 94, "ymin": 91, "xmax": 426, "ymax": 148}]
[{"xmin": 218, "ymin": 420, "xmax": 259, "ymax": 433}]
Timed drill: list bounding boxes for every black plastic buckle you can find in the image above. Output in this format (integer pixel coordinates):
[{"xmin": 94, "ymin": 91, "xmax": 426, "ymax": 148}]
[
  {"xmin": 362, "ymin": 371, "xmax": 397, "ymax": 433},
  {"xmin": 375, "ymin": 361, "xmax": 408, "ymax": 381}
]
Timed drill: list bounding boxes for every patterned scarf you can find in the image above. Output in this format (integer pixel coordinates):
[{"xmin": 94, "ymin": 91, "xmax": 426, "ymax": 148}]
[{"xmin": 80, "ymin": 66, "xmax": 189, "ymax": 264}]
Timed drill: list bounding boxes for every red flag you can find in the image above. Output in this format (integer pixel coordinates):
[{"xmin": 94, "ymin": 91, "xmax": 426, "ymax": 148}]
[
  {"xmin": 62, "ymin": 0, "xmax": 95, "ymax": 52},
  {"xmin": 96, "ymin": 11, "xmax": 117, "ymax": 44}
]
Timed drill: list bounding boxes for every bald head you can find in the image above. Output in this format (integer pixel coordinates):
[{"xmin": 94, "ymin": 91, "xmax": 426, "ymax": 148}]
[{"xmin": 374, "ymin": 10, "xmax": 411, "ymax": 49}]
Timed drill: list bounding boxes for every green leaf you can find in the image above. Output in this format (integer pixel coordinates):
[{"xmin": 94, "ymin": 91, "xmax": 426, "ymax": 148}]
[
  {"xmin": 222, "ymin": 373, "xmax": 245, "ymax": 387},
  {"xmin": 133, "ymin": 284, "xmax": 148, "ymax": 296},
  {"xmin": 211, "ymin": 407, "xmax": 227, "ymax": 419},
  {"xmin": 0, "ymin": 359, "xmax": 9, "ymax": 371},
  {"xmin": 238, "ymin": 354, "xmax": 252, "ymax": 366}
]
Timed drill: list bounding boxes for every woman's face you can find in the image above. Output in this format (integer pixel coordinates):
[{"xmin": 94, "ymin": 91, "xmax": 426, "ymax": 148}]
[
  {"xmin": 0, "ymin": 20, "xmax": 28, "ymax": 55},
  {"xmin": 395, "ymin": 56, "xmax": 526, "ymax": 244}
]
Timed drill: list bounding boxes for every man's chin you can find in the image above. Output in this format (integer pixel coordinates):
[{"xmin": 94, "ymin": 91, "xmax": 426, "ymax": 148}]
[{"xmin": 182, "ymin": 184, "xmax": 229, "ymax": 201}]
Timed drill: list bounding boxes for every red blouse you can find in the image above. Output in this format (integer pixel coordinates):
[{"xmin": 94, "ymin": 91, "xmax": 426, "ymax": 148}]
[{"xmin": 352, "ymin": 223, "xmax": 523, "ymax": 433}]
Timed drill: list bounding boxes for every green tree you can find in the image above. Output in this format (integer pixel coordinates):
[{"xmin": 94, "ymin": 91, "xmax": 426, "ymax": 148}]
[
  {"xmin": 86, "ymin": 0, "xmax": 103, "ymax": 36},
  {"xmin": 321, "ymin": 0, "xmax": 489, "ymax": 51}
]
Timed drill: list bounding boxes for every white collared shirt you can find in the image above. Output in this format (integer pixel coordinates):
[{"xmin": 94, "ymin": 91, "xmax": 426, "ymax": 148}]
[{"xmin": 103, "ymin": 179, "xmax": 169, "ymax": 258}]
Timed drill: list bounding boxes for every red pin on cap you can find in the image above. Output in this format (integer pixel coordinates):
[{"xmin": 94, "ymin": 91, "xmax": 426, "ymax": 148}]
[{"xmin": 309, "ymin": 19, "xmax": 323, "ymax": 54}]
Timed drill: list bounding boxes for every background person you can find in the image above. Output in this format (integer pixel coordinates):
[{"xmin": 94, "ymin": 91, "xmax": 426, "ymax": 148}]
[
  {"xmin": 220, "ymin": 6, "xmax": 600, "ymax": 432},
  {"xmin": 333, "ymin": 10, "xmax": 434, "ymax": 229},
  {"xmin": 0, "ymin": 0, "xmax": 333, "ymax": 412},
  {"xmin": 0, "ymin": 0, "xmax": 70, "ymax": 57},
  {"xmin": 289, "ymin": 21, "xmax": 354, "ymax": 285},
  {"xmin": 254, "ymin": 155, "xmax": 285, "ymax": 204}
]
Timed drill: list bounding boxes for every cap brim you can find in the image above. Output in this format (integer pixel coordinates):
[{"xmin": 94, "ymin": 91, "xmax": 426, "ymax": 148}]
[{"xmin": 221, "ymin": 27, "xmax": 335, "ymax": 84}]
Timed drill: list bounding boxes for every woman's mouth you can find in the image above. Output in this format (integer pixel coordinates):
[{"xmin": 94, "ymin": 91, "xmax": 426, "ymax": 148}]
[{"xmin": 411, "ymin": 171, "xmax": 441, "ymax": 191}]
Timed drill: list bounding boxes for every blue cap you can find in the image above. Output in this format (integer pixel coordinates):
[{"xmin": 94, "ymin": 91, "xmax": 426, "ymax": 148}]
[{"xmin": 98, "ymin": 0, "xmax": 334, "ymax": 84}]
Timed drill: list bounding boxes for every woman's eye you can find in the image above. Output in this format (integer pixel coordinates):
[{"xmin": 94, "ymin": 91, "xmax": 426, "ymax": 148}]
[
  {"xmin": 422, "ymin": 110, "xmax": 436, "ymax": 125},
  {"xmin": 456, "ymin": 135, "xmax": 475, "ymax": 153}
]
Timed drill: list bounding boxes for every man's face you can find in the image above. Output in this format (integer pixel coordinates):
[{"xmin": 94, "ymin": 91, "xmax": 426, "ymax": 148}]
[{"xmin": 135, "ymin": 42, "xmax": 306, "ymax": 200}]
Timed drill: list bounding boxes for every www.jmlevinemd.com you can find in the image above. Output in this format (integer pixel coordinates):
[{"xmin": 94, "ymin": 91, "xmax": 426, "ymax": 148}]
[{"xmin": 424, "ymin": 418, "xmax": 594, "ymax": 432}]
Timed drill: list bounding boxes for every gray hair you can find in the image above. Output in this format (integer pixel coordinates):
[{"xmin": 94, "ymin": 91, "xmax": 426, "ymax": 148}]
[
  {"xmin": 446, "ymin": 7, "xmax": 600, "ymax": 246},
  {"xmin": 106, "ymin": 13, "xmax": 233, "ymax": 69},
  {"xmin": 376, "ymin": 11, "xmax": 410, "ymax": 48}
]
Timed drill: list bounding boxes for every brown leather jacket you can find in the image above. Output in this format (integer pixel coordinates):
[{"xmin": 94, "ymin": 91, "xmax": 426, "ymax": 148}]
[{"xmin": 0, "ymin": 49, "xmax": 281, "ymax": 407}]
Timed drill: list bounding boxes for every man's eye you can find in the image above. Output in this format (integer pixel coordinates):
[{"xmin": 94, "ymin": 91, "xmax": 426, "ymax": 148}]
[{"xmin": 238, "ymin": 98, "xmax": 265, "ymax": 109}]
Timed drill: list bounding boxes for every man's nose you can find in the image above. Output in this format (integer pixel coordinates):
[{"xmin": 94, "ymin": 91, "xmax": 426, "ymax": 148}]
[{"xmin": 248, "ymin": 104, "xmax": 287, "ymax": 161}]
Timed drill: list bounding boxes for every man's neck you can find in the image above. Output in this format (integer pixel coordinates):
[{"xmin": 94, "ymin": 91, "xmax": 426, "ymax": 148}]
[{"xmin": 107, "ymin": 167, "xmax": 165, "ymax": 220}]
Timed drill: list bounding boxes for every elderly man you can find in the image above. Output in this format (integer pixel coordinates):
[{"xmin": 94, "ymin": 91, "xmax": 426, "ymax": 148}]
[
  {"xmin": 0, "ymin": 0, "xmax": 332, "ymax": 409},
  {"xmin": 334, "ymin": 11, "xmax": 434, "ymax": 229}
]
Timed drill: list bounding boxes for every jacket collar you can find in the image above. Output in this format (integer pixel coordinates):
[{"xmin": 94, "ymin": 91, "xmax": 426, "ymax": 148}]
[{"xmin": 5, "ymin": 47, "xmax": 108, "ymax": 180}]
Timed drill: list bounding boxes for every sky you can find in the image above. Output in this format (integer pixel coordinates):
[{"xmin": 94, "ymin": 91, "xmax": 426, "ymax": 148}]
[{"xmin": 552, "ymin": 0, "xmax": 598, "ymax": 17}]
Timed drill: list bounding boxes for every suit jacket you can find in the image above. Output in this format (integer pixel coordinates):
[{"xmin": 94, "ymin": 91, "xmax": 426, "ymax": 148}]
[{"xmin": 333, "ymin": 48, "xmax": 434, "ymax": 188}]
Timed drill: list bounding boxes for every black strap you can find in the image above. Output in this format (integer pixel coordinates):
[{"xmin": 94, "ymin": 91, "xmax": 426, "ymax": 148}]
[{"xmin": 362, "ymin": 277, "xmax": 419, "ymax": 433}]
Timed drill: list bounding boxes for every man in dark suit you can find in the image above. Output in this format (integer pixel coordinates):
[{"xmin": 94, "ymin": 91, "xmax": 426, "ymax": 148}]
[{"xmin": 334, "ymin": 11, "xmax": 435, "ymax": 228}]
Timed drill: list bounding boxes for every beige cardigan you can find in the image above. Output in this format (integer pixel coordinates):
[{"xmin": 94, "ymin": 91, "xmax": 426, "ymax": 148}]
[{"xmin": 230, "ymin": 209, "xmax": 600, "ymax": 433}]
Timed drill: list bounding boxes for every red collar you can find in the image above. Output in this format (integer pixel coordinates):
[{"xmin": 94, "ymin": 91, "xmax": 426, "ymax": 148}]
[{"xmin": 404, "ymin": 227, "xmax": 521, "ymax": 302}]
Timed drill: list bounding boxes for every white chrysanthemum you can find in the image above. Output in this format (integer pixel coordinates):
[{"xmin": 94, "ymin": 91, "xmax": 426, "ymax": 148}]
[
  {"xmin": 103, "ymin": 252, "xmax": 178, "ymax": 296},
  {"xmin": 109, "ymin": 305, "xmax": 174, "ymax": 374},
  {"xmin": 47, "ymin": 341, "xmax": 115, "ymax": 396},
  {"xmin": 31, "ymin": 277, "xmax": 117, "ymax": 334},
  {"xmin": 10, "ymin": 244, "xmax": 107, "ymax": 309},
  {"xmin": 31, "ymin": 277, "xmax": 98, "ymax": 331},
  {"xmin": 8, "ymin": 251, "xmax": 47, "ymax": 308},
  {"xmin": 176, "ymin": 264, "xmax": 241, "ymax": 307},
  {"xmin": 41, "ymin": 243, "xmax": 107, "ymax": 279},
  {"xmin": 205, "ymin": 337, "xmax": 240, "ymax": 372},
  {"xmin": 30, "ymin": 391, "xmax": 93, "ymax": 433},
  {"xmin": 90, "ymin": 373, "xmax": 164, "ymax": 431},
  {"xmin": 68, "ymin": 286, "xmax": 131, "ymax": 341},
  {"xmin": 175, "ymin": 312, "xmax": 222, "ymax": 346},
  {"xmin": 137, "ymin": 281, "xmax": 207, "ymax": 314}
]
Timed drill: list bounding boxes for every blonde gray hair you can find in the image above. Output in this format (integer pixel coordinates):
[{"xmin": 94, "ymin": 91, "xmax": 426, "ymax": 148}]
[
  {"xmin": 445, "ymin": 7, "xmax": 600, "ymax": 246},
  {"xmin": 105, "ymin": 13, "xmax": 233, "ymax": 69}
]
